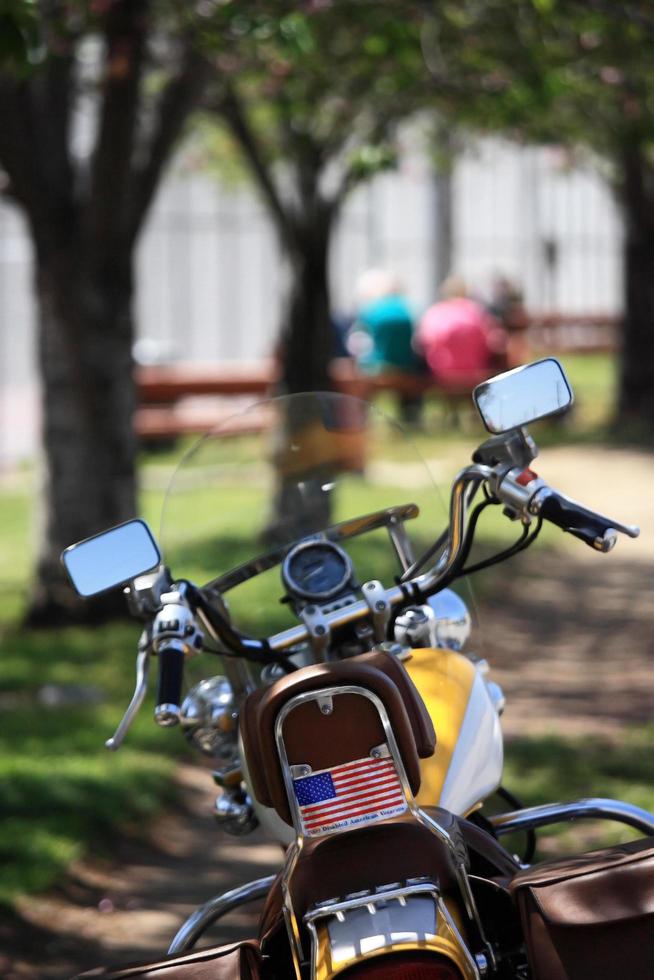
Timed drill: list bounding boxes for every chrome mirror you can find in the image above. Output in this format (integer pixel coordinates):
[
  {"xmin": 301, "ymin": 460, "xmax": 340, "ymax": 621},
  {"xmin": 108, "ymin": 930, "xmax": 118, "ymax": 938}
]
[
  {"xmin": 473, "ymin": 358, "xmax": 573, "ymax": 434},
  {"xmin": 62, "ymin": 519, "xmax": 161, "ymax": 597}
]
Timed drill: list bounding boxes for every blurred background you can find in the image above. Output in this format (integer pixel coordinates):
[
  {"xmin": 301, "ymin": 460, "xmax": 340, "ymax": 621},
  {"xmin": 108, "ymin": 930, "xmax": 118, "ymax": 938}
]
[
  {"xmin": 0, "ymin": 135, "xmax": 623, "ymax": 464},
  {"xmin": 1, "ymin": 2, "xmax": 653, "ymax": 977}
]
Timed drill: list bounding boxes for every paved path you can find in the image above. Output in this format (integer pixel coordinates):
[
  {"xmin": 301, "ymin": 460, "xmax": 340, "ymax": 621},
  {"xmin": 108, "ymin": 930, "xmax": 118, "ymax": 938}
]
[{"xmin": 476, "ymin": 444, "xmax": 654, "ymax": 737}]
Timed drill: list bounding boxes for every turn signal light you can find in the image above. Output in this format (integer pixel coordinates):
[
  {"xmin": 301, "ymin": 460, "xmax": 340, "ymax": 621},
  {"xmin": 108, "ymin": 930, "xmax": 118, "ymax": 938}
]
[{"xmin": 339, "ymin": 952, "xmax": 462, "ymax": 979}]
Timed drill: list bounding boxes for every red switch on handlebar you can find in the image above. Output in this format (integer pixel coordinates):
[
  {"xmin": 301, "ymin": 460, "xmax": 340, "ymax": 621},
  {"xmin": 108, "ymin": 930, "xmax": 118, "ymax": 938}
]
[{"xmin": 516, "ymin": 468, "xmax": 539, "ymax": 486}]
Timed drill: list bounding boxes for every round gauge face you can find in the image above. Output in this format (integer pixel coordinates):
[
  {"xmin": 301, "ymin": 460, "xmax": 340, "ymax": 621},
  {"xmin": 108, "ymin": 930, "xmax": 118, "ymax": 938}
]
[{"xmin": 283, "ymin": 542, "xmax": 352, "ymax": 601}]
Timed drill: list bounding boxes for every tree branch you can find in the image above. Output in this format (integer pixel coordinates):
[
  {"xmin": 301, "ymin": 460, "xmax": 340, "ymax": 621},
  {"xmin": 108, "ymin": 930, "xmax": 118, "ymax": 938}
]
[
  {"xmin": 127, "ymin": 42, "xmax": 213, "ymax": 244},
  {"xmin": 331, "ymin": 117, "xmax": 395, "ymax": 209},
  {"xmin": 215, "ymin": 79, "xmax": 292, "ymax": 244}
]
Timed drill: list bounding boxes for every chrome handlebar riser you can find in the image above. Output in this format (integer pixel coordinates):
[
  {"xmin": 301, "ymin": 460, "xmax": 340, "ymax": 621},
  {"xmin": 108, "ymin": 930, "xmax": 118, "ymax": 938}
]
[{"xmin": 268, "ymin": 464, "xmax": 492, "ymax": 654}]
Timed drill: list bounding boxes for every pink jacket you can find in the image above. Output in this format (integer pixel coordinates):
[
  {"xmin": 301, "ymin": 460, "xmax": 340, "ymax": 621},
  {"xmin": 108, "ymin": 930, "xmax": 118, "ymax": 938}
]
[{"xmin": 418, "ymin": 298, "xmax": 506, "ymax": 384}]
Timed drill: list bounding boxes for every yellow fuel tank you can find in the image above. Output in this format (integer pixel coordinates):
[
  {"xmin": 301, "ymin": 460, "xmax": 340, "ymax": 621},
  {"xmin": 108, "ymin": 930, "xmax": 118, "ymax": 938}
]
[{"xmin": 404, "ymin": 647, "xmax": 503, "ymax": 814}]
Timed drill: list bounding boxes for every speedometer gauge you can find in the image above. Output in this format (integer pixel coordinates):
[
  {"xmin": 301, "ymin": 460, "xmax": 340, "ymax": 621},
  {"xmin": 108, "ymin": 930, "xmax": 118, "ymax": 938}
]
[{"xmin": 282, "ymin": 541, "xmax": 353, "ymax": 601}]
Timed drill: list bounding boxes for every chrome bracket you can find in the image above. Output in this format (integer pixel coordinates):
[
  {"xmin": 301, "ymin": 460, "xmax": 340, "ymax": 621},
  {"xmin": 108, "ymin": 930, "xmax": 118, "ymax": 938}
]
[
  {"xmin": 362, "ymin": 579, "xmax": 391, "ymax": 642},
  {"xmin": 299, "ymin": 604, "xmax": 330, "ymax": 661},
  {"xmin": 387, "ymin": 515, "xmax": 415, "ymax": 571},
  {"xmin": 304, "ymin": 878, "xmax": 484, "ymax": 980},
  {"xmin": 316, "ymin": 694, "xmax": 333, "ymax": 716}
]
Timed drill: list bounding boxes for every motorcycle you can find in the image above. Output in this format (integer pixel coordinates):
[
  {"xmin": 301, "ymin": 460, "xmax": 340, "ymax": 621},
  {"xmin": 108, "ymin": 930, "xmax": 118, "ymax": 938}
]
[{"xmin": 64, "ymin": 358, "xmax": 654, "ymax": 980}]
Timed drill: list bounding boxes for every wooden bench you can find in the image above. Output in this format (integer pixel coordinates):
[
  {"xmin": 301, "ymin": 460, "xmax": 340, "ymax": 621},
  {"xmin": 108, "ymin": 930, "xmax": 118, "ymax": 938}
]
[
  {"xmin": 134, "ymin": 359, "xmax": 480, "ymax": 441},
  {"xmin": 527, "ymin": 312, "xmax": 618, "ymax": 353},
  {"xmin": 133, "ymin": 313, "xmax": 619, "ymax": 441},
  {"xmin": 134, "ymin": 362, "xmax": 276, "ymax": 441}
]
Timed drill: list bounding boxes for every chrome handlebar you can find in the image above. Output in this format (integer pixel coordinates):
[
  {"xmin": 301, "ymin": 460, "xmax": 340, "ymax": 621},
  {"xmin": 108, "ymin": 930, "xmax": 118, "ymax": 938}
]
[
  {"xmin": 109, "ymin": 455, "xmax": 639, "ymax": 748},
  {"xmin": 266, "ymin": 460, "xmax": 639, "ymax": 652},
  {"xmin": 266, "ymin": 463, "xmax": 494, "ymax": 653}
]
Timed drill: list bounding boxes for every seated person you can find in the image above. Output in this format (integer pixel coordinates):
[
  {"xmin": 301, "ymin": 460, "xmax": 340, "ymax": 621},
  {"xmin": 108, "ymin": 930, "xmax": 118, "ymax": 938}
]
[
  {"xmin": 348, "ymin": 269, "xmax": 426, "ymax": 425},
  {"xmin": 350, "ymin": 269, "xmax": 424, "ymax": 377},
  {"xmin": 417, "ymin": 276, "xmax": 507, "ymax": 387},
  {"xmin": 485, "ymin": 273, "xmax": 530, "ymax": 367}
]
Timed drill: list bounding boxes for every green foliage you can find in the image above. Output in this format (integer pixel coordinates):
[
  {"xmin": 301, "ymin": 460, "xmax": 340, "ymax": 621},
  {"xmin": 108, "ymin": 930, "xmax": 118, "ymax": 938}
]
[
  {"xmin": 0, "ymin": 485, "xmax": 190, "ymax": 905},
  {"xmin": 421, "ymin": 1, "xmax": 654, "ymax": 173},
  {"xmin": 192, "ymin": 1, "xmax": 434, "ymax": 206},
  {"xmin": 0, "ymin": 0, "xmax": 38, "ymax": 72}
]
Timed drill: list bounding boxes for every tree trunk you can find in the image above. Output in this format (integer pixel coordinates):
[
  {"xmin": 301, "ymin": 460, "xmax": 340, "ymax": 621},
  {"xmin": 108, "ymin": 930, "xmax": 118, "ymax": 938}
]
[
  {"xmin": 616, "ymin": 147, "xmax": 654, "ymax": 430},
  {"xmin": 27, "ymin": 244, "xmax": 138, "ymax": 624},
  {"xmin": 266, "ymin": 209, "xmax": 338, "ymax": 542},
  {"xmin": 279, "ymin": 211, "xmax": 334, "ymax": 394},
  {"xmin": 433, "ymin": 129, "xmax": 455, "ymax": 295}
]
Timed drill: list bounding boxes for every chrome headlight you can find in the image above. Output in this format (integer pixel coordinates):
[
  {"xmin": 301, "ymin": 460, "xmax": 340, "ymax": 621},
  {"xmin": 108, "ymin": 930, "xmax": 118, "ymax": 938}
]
[
  {"xmin": 427, "ymin": 589, "xmax": 471, "ymax": 651},
  {"xmin": 180, "ymin": 676, "xmax": 239, "ymax": 761}
]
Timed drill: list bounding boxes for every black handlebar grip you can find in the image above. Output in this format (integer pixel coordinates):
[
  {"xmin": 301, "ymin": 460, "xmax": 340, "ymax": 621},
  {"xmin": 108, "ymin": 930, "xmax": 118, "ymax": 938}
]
[
  {"xmin": 537, "ymin": 491, "xmax": 617, "ymax": 552},
  {"xmin": 154, "ymin": 643, "xmax": 185, "ymax": 726}
]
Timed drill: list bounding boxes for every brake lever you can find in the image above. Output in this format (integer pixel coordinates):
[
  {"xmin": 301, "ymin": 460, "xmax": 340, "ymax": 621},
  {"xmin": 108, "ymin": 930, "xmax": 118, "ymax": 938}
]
[{"xmin": 105, "ymin": 630, "xmax": 151, "ymax": 751}]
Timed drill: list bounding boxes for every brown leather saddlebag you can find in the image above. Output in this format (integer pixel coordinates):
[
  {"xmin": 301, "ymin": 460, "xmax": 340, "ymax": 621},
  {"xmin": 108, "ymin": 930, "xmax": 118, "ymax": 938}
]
[
  {"xmin": 509, "ymin": 836, "xmax": 654, "ymax": 980},
  {"xmin": 74, "ymin": 940, "xmax": 262, "ymax": 980}
]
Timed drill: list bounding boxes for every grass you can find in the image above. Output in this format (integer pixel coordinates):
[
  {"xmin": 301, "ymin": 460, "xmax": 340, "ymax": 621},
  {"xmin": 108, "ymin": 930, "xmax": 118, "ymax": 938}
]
[
  {"xmin": 500, "ymin": 726, "xmax": 654, "ymax": 858},
  {"xmin": 0, "ymin": 613, "xmax": 187, "ymax": 906},
  {"xmin": 0, "ymin": 350, "xmax": 651, "ymax": 905},
  {"xmin": 0, "ymin": 479, "xmax": 191, "ymax": 906}
]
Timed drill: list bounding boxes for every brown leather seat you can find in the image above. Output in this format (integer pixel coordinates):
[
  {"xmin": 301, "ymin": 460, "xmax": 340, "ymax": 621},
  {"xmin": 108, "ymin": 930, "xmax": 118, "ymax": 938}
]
[
  {"xmin": 259, "ymin": 811, "xmax": 465, "ymax": 947},
  {"xmin": 240, "ymin": 650, "xmax": 436, "ymax": 825}
]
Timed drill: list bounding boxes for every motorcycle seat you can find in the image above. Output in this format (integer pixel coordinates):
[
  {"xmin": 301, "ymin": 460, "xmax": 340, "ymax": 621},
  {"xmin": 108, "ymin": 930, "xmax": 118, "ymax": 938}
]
[
  {"xmin": 240, "ymin": 649, "xmax": 436, "ymax": 825},
  {"xmin": 259, "ymin": 810, "xmax": 464, "ymax": 945}
]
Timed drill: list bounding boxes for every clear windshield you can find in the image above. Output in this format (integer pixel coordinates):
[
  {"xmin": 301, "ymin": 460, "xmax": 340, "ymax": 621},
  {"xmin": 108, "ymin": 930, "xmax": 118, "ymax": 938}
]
[{"xmin": 159, "ymin": 392, "xmax": 476, "ymax": 640}]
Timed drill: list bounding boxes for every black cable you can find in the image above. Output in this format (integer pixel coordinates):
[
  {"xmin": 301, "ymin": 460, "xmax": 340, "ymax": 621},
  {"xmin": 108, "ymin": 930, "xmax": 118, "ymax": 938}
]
[
  {"xmin": 457, "ymin": 498, "xmax": 494, "ymax": 570},
  {"xmin": 421, "ymin": 498, "xmax": 493, "ymax": 596},
  {"xmin": 401, "ymin": 481, "xmax": 489, "ymax": 583},
  {"xmin": 400, "ymin": 526, "xmax": 449, "ymax": 582},
  {"xmin": 187, "ymin": 583, "xmax": 298, "ymax": 673},
  {"xmin": 461, "ymin": 517, "xmax": 543, "ymax": 577}
]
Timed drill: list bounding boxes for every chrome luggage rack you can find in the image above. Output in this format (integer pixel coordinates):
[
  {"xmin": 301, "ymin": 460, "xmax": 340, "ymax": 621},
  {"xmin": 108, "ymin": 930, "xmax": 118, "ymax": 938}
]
[
  {"xmin": 490, "ymin": 798, "xmax": 654, "ymax": 840},
  {"xmin": 304, "ymin": 876, "xmax": 485, "ymax": 979}
]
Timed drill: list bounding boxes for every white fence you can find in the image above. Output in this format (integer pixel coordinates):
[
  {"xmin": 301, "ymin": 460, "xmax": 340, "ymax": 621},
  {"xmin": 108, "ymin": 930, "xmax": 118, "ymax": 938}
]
[{"xmin": 0, "ymin": 137, "xmax": 624, "ymax": 465}]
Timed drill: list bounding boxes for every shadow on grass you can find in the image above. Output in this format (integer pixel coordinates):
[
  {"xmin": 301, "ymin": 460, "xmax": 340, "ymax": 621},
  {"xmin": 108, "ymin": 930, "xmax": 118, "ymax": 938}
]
[{"xmin": 500, "ymin": 727, "xmax": 654, "ymax": 858}]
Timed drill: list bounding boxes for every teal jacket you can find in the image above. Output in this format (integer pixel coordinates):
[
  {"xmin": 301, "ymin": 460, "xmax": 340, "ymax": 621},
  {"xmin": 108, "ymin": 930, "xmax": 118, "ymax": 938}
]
[{"xmin": 356, "ymin": 295, "xmax": 424, "ymax": 374}]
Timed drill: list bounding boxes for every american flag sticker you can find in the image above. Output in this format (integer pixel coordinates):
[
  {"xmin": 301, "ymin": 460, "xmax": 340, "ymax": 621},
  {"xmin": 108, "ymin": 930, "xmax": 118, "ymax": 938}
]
[{"xmin": 293, "ymin": 755, "xmax": 407, "ymax": 837}]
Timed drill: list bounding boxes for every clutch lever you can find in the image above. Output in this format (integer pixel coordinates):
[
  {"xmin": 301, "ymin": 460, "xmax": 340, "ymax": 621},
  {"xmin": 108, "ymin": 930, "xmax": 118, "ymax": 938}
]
[{"xmin": 105, "ymin": 630, "xmax": 151, "ymax": 751}]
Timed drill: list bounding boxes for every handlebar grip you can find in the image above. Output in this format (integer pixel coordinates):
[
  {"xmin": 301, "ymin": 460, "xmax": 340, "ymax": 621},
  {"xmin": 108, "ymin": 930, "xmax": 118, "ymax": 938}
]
[
  {"xmin": 536, "ymin": 490, "xmax": 619, "ymax": 553},
  {"xmin": 154, "ymin": 642, "xmax": 185, "ymax": 726}
]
